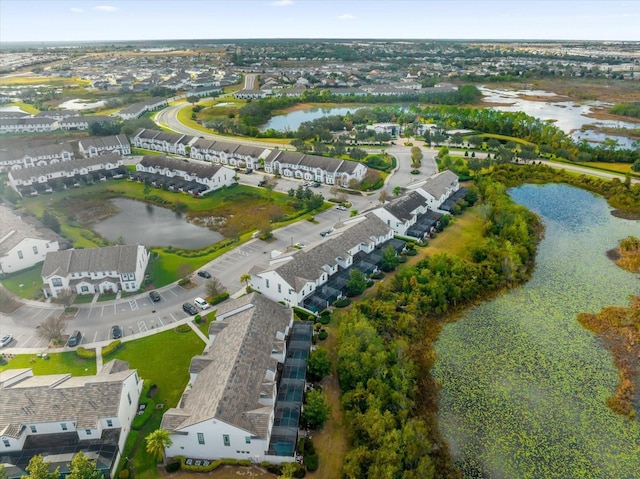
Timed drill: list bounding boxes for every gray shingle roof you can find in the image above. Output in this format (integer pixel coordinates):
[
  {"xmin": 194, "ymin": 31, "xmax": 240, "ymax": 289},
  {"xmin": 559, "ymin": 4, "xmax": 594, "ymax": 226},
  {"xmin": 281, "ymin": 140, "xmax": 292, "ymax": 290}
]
[
  {"xmin": 8, "ymin": 152, "xmax": 122, "ymax": 181},
  {"xmin": 0, "ymin": 204, "xmax": 62, "ymax": 256},
  {"xmin": 139, "ymin": 155, "xmax": 226, "ymax": 180},
  {"xmin": 161, "ymin": 293, "xmax": 292, "ymax": 438},
  {"xmin": 79, "ymin": 134, "xmax": 129, "ymax": 151},
  {"xmin": 421, "ymin": 170, "xmax": 458, "ymax": 199},
  {"xmin": 0, "ymin": 144, "xmax": 73, "ymax": 164},
  {"xmin": 383, "ymin": 191, "xmax": 428, "ymax": 221},
  {"xmin": 0, "ymin": 361, "xmax": 136, "ymax": 437},
  {"xmin": 41, "ymin": 244, "xmax": 142, "ymax": 278}
]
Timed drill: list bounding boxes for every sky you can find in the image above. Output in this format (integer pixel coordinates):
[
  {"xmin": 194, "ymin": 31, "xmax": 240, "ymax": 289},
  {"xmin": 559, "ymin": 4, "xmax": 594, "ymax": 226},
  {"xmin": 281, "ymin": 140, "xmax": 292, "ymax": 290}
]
[{"xmin": 1, "ymin": 0, "xmax": 639, "ymax": 43}]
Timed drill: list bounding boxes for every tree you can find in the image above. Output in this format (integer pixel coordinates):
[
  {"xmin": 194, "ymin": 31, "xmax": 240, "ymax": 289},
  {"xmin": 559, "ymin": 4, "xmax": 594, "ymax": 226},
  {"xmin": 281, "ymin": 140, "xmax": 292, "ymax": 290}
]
[
  {"xmin": 187, "ymin": 95, "xmax": 200, "ymax": 105},
  {"xmin": 23, "ymin": 455, "xmax": 60, "ymax": 479},
  {"xmin": 240, "ymin": 273, "xmax": 251, "ymax": 291},
  {"xmin": 38, "ymin": 314, "xmax": 68, "ymax": 344},
  {"xmin": 301, "ymin": 389, "xmax": 330, "ymax": 430},
  {"xmin": 145, "ymin": 429, "xmax": 173, "ymax": 464},
  {"xmin": 378, "ymin": 190, "xmax": 388, "ymax": 204},
  {"xmin": 307, "ymin": 347, "xmax": 331, "ymax": 382},
  {"xmin": 67, "ymin": 451, "xmax": 103, "ymax": 479},
  {"xmin": 393, "ymin": 186, "xmax": 403, "ymax": 197},
  {"xmin": 205, "ymin": 277, "xmax": 226, "ymax": 298},
  {"xmin": 468, "ymin": 157, "xmax": 482, "ymax": 175},
  {"xmin": 279, "ymin": 463, "xmax": 299, "ymax": 479},
  {"xmin": 349, "ymin": 148, "xmax": 367, "ymax": 161},
  {"xmin": 380, "ymin": 245, "xmax": 400, "ymax": 272},
  {"xmin": 345, "ymin": 269, "xmax": 367, "ymax": 297},
  {"xmin": 41, "ymin": 210, "xmax": 61, "ymax": 233}
]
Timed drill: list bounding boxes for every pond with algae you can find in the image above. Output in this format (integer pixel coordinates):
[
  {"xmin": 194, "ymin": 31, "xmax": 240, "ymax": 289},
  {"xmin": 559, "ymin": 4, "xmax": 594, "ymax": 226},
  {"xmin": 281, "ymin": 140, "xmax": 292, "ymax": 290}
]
[{"xmin": 433, "ymin": 183, "xmax": 640, "ymax": 478}]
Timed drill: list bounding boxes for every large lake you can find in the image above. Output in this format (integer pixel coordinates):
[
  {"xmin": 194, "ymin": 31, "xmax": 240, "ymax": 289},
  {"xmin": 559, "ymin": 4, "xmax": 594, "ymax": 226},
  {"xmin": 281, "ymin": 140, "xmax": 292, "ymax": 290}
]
[
  {"xmin": 433, "ymin": 184, "xmax": 640, "ymax": 478},
  {"xmin": 260, "ymin": 106, "xmax": 360, "ymax": 131},
  {"xmin": 93, "ymin": 198, "xmax": 223, "ymax": 250}
]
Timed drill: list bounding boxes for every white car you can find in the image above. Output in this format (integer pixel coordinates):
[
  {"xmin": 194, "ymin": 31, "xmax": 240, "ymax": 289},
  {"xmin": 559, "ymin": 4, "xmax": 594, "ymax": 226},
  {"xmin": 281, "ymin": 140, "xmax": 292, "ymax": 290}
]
[
  {"xmin": 0, "ymin": 334, "xmax": 13, "ymax": 348},
  {"xmin": 336, "ymin": 205, "xmax": 347, "ymax": 211},
  {"xmin": 194, "ymin": 297, "xmax": 210, "ymax": 310}
]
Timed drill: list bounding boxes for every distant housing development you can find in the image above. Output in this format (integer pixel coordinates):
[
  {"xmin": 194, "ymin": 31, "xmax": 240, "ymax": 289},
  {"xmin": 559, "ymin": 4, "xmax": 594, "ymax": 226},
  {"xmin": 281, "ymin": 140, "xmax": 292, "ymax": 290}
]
[
  {"xmin": 0, "ymin": 360, "xmax": 143, "ymax": 479},
  {"xmin": 116, "ymin": 97, "xmax": 167, "ymax": 120},
  {"xmin": 78, "ymin": 134, "xmax": 131, "ymax": 157},
  {"xmin": 0, "ymin": 144, "xmax": 74, "ymax": 171},
  {"xmin": 41, "ymin": 244, "xmax": 149, "ymax": 298},
  {"xmin": 162, "ymin": 293, "xmax": 313, "ymax": 464}
]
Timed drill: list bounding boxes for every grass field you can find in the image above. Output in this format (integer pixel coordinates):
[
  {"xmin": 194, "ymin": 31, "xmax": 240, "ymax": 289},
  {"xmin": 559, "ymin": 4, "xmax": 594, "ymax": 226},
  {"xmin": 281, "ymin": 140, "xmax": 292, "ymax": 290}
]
[
  {"xmin": 478, "ymin": 133, "xmax": 536, "ymax": 146},
  {"xmin": 426, "ymin": 210, "xmax": 485, "ymax": 259},
  {"xmin": 0, "ymin": 264, "xmax": 43, "ymax": 299},
  {"xmin": 0, "ymin": 351, "xmax": 97, "ymax": 376},
  {"xmin": 575, "ymin": 162, "xmax": 634, "ymax": 174},
  {"xmin": 7, "ymin": 101, "xmax": 40, "ymax": 114},
  {"xmin": 0, "ymin": 76, "xmax": 90, "ymax": 87}
]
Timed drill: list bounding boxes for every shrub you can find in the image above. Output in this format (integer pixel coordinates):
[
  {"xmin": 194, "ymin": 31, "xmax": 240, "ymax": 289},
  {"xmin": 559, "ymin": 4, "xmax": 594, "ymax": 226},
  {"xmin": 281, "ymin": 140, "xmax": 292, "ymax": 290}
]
[
  {"xmin": 76, "ymin": 347, "xmax": 96, "ymax": 359},
  {"xmin": 102, "ymin": 340, "xmax": 122, "ymax": 357},
  {"xmin": 210, "ymin": 292, "xmax": 230, "ymax": 305},
  {"xmin": 314, "ymin": 322, "xmax": 323, "ymax": 331},
  {"xmin": 304, "ymin": 453, "xmax": 319, "ymax": 471},
  {"xmin": 293, "ymin": 306, "xmax": 314, "ymax": 321},
  {"xmin": 165, "ymin": 461, "xmax": 181, "ymax": 473},
  {"xmin": 398, "ymin": 256, "xmax": 408, "ymax": 263},
  {"xmin": 175, "ymin": 324, "xmax": 191, "ymax": 333},
  {"xmin": 319, "ymin": 309, "xmax": 331, "ymax": 317},
  {"xmin": 261, "ymin": 462, "xmax": 282, "ymax": 475},
  {"xmin": 118, "ymin": 470, "xmax": 129, "ymax": 479},
  {"xmin": 194, "ymin": 314, "xmax": 202, "ymax": 323},
  {"xmin": 317, "ymin": 315, "xmax": 331, "ymax": 325},
  {"xmin": 404, "ymin": 249, "xmax": 418, "ymax": 256},
  {"xmin": 333, "ymin": 298, "xmax": 351, "ymax": 308},
  {"xmin": 132, "ymin": 398, "xmax": 155, "ymax": 430},
  {"xmin": 370, "ymin": 271, "xmax": 385, "ymax": 280},
  {"xmin": 410, "ymin": 169, "xmax": 421, "ymax": 175},
  {"xmin": 318, "ymin": 330, "xmax": 328, "ymax": 340}
]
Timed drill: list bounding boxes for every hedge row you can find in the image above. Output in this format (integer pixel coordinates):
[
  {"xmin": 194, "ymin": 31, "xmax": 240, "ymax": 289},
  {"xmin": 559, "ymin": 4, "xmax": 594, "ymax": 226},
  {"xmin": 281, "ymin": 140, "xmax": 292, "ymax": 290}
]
[
  {"xmin": 211, "ymin": 292, "xmax": 230, "ymax": 305},
  {"xmin": 174, "ymin": 456, "xmax": 252, "ymax": 472},
  {"xmin": 76, "ymin": 347, "xmax": 96, "ymax": 359},
  {"xmin": 131, "ymin": 397, "xmax": 155, "ymax": 430},
  {"xmin": 102, "ymin": 340, "xmax": 122, "ymax": 357}
]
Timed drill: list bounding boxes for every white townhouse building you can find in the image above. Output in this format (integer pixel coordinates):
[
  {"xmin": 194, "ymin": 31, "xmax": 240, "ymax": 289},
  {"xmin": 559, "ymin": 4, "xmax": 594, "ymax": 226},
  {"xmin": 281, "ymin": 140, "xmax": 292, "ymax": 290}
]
[
  {"xmin": 189, "ymin": 138, "xmax": 270, "ymax": 170},
  {"xmin": 370, "ymin": 191, "xmax": 431, "ymax": 237},
  {"xmin": 162, "ymin": 293, "xmax": 312, "ymax": 465},
  {"xmin": 135, "ymin": 155, "xmax": 235, "ymax": 196},
  {"xmin": 116, "ymin": 97, "xmax": 167, "ymax": 120},
  {"xmin": 0, "ymin": 144, "xmax": 74, "ymax": 171},
  {"xmin": 35, "ymin": 110, "xmax": 75, "ymax": 122},
  {"xmin": 78, "ymin": 134, "xmax": 131, "ymax": 158},
  {"xmin": 408, "ymin": 170, "xmax": 460, "ymax": 210},
  {"xmin": 59, "ymin": 115, "xmax": 115, "ymax": 131},
  {"xmin": 233, "ymin": 89, "xmax": 267, "ymax": 100},
  {"xmin": 41, "ymin": 244, "xmax": 150, "ymax": 298},
  {"xmin": 0, "ymin": 117, "xmax": 57, "ymax": 134},
  {"xmin": 0, "ymin": 204, "xmax": 65, "ymax": 275},
  {"xmin": 249, "ymin": 214, "xmax": 393, "ymax": 307},
  {"xmin": 130, "ymin": 128, "xmax": 196, "ymax": 155},
  {"xmin": 7, "ymin": 152, "xmax": 123, "ymax": 196},
  {"xmin": 0, "ymin": 360, "xmax": 143, "ymax": 479},
  {"xmin": 264, "ymin": 150, "xmax": 367, "ymax": 187}
]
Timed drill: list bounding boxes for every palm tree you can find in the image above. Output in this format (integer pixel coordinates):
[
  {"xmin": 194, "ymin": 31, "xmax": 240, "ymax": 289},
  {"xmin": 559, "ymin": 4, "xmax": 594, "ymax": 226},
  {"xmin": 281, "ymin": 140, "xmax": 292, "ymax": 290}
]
[
  {"xmin": 240, "ymin": 273, "xmax": 251, "ymax": 292},
  {"xmin": 146, "ymin": 429, "xmax": 173, "ymax": 464}
]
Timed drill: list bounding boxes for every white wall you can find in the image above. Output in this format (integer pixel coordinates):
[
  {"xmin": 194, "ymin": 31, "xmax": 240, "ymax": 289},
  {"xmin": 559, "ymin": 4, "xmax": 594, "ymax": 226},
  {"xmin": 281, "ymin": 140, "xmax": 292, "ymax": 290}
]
[{"xmin": 0, "ymin": 237, "xmax": 58, "ymax": 274}]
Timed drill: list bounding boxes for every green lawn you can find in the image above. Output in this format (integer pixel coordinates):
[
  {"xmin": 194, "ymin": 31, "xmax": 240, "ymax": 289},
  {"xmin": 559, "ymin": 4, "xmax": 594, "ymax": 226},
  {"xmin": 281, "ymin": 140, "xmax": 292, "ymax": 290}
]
[
  {"xmin": 7, "ymin": 101, "xmax": 40, "ymax": 114},
  {"xmin": 112, "ymin": 328, "xmax": 206, "ymax": 478},
  {"xmin": 0, "ymin": 264, "xmax": 43, "ymax": 299},
  {"xmin": 0, "ymin": 351, "xmax": 96, "ymax": 376}
]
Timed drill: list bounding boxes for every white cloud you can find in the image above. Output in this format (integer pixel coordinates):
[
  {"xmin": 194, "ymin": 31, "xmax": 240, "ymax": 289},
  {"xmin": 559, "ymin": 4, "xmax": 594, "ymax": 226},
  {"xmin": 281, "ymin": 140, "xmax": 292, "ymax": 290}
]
[
  {"xmin": 93, "ymin": 5, "xmax": 119, "ymax": 12},
  {"xmin": 70, "ymin": 7, "xmax": 84, "ymax": 13},
  {"xmin": 338, "ymin": 13, "xmax": 355, "ymax": 21},
  {"xmin": 271, "ymin": 0, "xmax": 294, "ymax": 6}
]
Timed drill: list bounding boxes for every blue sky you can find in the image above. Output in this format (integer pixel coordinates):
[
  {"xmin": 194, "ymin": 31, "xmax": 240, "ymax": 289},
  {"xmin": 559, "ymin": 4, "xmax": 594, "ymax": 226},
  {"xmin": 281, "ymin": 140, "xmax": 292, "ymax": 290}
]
[{"xmin": 1, "ymin": 0, "xmax": 639, "ymax": 43}]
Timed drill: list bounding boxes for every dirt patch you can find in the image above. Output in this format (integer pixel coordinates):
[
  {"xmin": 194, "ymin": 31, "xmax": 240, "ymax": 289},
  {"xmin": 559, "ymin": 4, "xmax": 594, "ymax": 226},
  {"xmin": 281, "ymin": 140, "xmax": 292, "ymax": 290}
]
[
  {"xmin": 611, "ymin": 209, "xmax": 640, "ymax": 220},
  {"xmin": 63, "ymin": 197, "xmax": 117, "ymax": 225},
  {"xmin": 160, "ymin": 465, "xmax": 275, "ymax": 479}
]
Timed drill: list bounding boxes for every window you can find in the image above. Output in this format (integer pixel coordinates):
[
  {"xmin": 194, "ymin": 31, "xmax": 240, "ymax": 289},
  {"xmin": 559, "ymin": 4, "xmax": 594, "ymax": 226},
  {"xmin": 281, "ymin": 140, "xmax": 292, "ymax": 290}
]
[
  {"xmin": 61, "ymin": 423, "xmax": 68, "ymax": 431},
  {"xmin": 52, "ymin": 277, "xmax": 63, "ymax": 287},
  {"xmin": 33, "ymin": 246, "xmax": 38, "ymax": 254},
  {"xmin": 30, "ymin": 425, "xmax": 37, "ymax": 433},
  {"xmin": 198, "ymin": 433, "xmax": 205, "ymax": 445},
  {"xmin": 17, "ymin": 250, "xmax": 23, "ymax": 259},
  {"xmin": 2, "ymin": 439, "xmax": 9, "ymax": 447},
  {"xmin": 106, "ymin": 419, "xmax": 113, "ymax": 427},
  {"xmin": 85, "ymin": 429, "xmax": 92, "ymax": 435},
  {"xmin": 278, "ymin": 284, "xmax": 281, "ymax": 293},
  {"xmin": 265, "ymin": 279, "xmax": 270, "ymax": 289},
  {"xmin": 223, "ymin": 434, "xmax": 230, "ymax": 446},
  {"xmin": 245, "ymin": 436, "xmax": 251, "ymax": 444},
  {"xmin": 127, "ymin": 393, "xmax": 132, "ymax": 405},
  {"xmin": 81, "ymin": 286, "xmax": 89, "ymax": 293}
]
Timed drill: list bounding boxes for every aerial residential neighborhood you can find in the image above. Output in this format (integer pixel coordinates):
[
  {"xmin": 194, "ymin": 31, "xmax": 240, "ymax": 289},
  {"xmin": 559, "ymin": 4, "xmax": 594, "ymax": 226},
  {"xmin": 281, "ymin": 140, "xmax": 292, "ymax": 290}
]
[{"xmin": 1, "ymin": 1, "xmax": 640, "ymax": 478}]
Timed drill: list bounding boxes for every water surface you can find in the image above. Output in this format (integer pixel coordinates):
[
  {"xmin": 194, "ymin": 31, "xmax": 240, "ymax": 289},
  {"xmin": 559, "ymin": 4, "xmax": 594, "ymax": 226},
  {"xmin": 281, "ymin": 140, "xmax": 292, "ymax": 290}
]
[
  {"xmin": 433, "ymin": 183, "xmax": 640, "ymax": 478},
  {"xmin": 93, "ymin": 198, "xmax": 223, "ymax": 249}
]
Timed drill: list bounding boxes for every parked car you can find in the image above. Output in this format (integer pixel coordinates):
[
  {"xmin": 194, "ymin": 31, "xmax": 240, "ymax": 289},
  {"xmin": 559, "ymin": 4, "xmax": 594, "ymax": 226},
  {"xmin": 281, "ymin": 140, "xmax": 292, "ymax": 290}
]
[
  {"xmin": 67, "ymin": 330, "xmax": 82, "ymax": 347},
  {"xmin": 312, "ymin": 182, "xmax": 321, "ymax": 188},
  {"xmin": 245, "ymin": 168, "xmax": 253, "ymax": 174},
  {"xmin": 183, "ymin": 302, "xmax": 198, "ymax": 315},
  {"xmin": 148, "ymin": 290, "xmax": 161, "ymax": 302},
  {"xmin": 294, "ymin": 242, "xmax": 306, "ymax": 248},
  {"xmin": 194, "ymin": 297, "xmax": 210, "ymax": 310},
  {"xmin": 336, "ymin": 205, "xmax": 347, "ymax": 211},
  {"xmin": 111, "ymin": 325, "xmax": 122, "ymax": 339},
  {"xmin": 258, "ymin": 180, "xmax": 266, "ymax": 187},
  {"xmin": 320, "ymin": 230, "xmax": 332, "ymax": 237},
  {"xmin": 0, "ymin": 334, "xmax": 13, "ymax": 348},
  {"xmin": 197, "ymin": 270, "xmax": 211, "ymax": 279}
]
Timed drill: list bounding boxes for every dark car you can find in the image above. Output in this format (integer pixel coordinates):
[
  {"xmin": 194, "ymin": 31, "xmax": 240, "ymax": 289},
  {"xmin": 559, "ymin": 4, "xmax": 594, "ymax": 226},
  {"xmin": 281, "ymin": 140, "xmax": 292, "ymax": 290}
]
[
  {"xmin": 148, "ymin": 290, "xmax": 161, "ymax": 302},
  {"xmin": 111, "ymin": 325, "xmax": 122, "ymax": 339},
  {"xmin": 257, "ymin": 180, "xmax": 266, "ymax": 187},
  {"xmin": 183, "ymin": 302, "xmax": 198, "ymax": 315},
  {"xmin": 320, "ymin": 230, "xmax": 332, "ymax": 237},
  {"xmin": 67, "ymin": 330, "xmax": 82, "ymax": 347},
  {"xmin": 197, "ymin": 270, "xmax": 211, "ymax": 279}
]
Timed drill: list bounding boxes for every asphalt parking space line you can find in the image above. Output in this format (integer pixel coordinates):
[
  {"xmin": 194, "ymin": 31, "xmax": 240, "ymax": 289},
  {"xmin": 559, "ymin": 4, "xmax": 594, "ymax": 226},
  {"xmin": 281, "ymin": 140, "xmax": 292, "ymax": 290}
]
[
  {"xmin": 138, "ymin": 321, "xmax": 147, "ymax": 333},
  {"xmin": 156, "ymin": 316, "xmax": 164, "ymax": 326},
  {"xmin": 93, "ymin": 331, "xmax": 99, "ymax": 343}
]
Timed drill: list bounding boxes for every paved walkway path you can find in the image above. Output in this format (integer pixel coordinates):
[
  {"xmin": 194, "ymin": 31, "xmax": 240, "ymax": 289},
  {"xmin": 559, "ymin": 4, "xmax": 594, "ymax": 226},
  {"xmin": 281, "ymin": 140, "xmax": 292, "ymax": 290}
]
[
  {"xmin": 187, "ymin": 320, "xmax": 209, "ymax": 344},
  {"xmin": 95, "ymin": 345, "xmax": 103, "ymax": 372}
]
